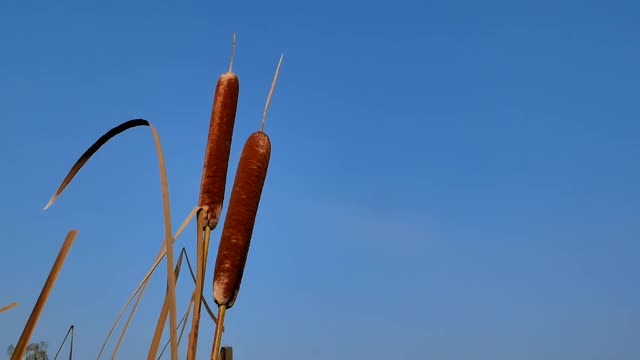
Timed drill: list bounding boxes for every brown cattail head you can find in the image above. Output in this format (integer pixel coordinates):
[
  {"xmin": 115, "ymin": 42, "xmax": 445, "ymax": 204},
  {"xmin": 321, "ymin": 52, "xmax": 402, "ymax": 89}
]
[
  {"xmin": 198, "ymin": 72, "xmax": 240, "ymax": 229},
  {"xmin": 213, "ymin": 131, "xmax": 271, "ymax": 308}
]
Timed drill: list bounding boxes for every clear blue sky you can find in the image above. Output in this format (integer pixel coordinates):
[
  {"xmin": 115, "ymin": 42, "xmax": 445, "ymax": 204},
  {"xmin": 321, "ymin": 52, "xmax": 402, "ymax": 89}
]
[{"xmin": 1, "ymin": 0, "xmax": 639, "ymax": 359}]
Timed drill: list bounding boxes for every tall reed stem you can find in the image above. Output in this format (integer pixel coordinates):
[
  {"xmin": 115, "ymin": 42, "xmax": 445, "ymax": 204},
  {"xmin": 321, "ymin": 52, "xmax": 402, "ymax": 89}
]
[
  {"xmin": 12, "ymin": 230, "xmax": 78, "ymax": 360},
  {"xmin": 210, "ymin": 305, "xmax": 227, "ymax": 360}
]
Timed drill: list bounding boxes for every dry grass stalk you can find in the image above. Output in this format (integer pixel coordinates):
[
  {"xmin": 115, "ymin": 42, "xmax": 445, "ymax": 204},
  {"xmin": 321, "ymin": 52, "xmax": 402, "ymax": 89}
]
[
  {"xmin": 0, "ymin": 302, "xmax": 18, "ymax": 314},
  {"xmin": 147, "ymin": 244, "xmax": 227, "ymax": 358},
  {"xmin": 97, "ymin": 206, "xmax": 199, "ymax": 360},
  {"xmin": 52, "ymin": 325, "xmax": 74, "ymax": 360},
  {"xmin": 210, "ymin": 53, "xmax": 283, "ymax": 360},
  {"xmin": 149, "ymin": 124, "xmax": 180, "ymax": 360},
  {"xmin": 118, "ymin": 247, "xmax": 188, "ymax": 360},
  {"xmin": 12, "ymin": 230, "xmax": 78, "ymax": 360},
  {"xmin": 170, "ymin": 243, "xmax": 219, "ymax": 322},
  {"xmin": 180, "ymin": 243, "xmax": 219, "ymax": 323},
  {"xmin": 111, "ymin": 273, "xmax": 150, "ymax": 360},
  {"xmin": 147, "ymin": 248, "xmax": 188, "ymax": 359},
  {"xmin": 209, "ymin": 305, "xmax": 227, "ymax": 360},
  {"xmin": 185, "ymin": 212, "xmax": 207, "ymax": 360},
  {"xmin": 157, "ymin": 291, "xmax": 196, "ymax": 360},
  {"xmin": 151, "ymin": 223, "xmax": 224, "ymax": 359}
]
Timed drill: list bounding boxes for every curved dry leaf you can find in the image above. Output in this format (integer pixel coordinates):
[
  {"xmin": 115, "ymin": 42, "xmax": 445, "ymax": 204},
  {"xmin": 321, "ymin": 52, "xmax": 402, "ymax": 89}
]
[
  {"xmin": 44, "ymin": 118, "xmax": 179, "ymax": 359},
  {"xmin": 44, "ymin": 119, "xmax": 150, "ymax": 210},
  {"xmin": 148, "ymin": 123, "xmax": 180, "ymax": 360}
]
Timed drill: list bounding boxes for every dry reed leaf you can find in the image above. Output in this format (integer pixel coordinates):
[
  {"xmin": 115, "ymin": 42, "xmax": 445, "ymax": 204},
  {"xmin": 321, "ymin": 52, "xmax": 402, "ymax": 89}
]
[
  {"xmin": 181, "ymin": 245, "xmax": 218, "ymax": 324},
  {"xmin": 12, "ymin": 230, "xmax": 78, "ymax": 360},
  {"xmin": 0, "ymin": 302, "xmax": 18, "ymax": 314},
  {"xmin": 44, "ymin": 119, "xmax": 150, "ymax": 210},
  {"xmin": 157, "ymin": 291, "xmax": 196, "ymax": 360},
  {"xmin": 148, "ymin": 123, "xmax": 180, "ymax": 360},
  {"xmin": 149, "ymin": 245, "xmax": 223, "ymax": 360},
  {"xmin": 110, "ymin": 279, "xmax": 148, "ymax": 360},
  {"xmin": 113, "ymin": 249, "xmax": 187, "ymax": 360},
  {"xmin": 44, "ymin": 119, "xmax": 182, "ymax": 360},
  {"xmin": 97, "ymin": 206, "xmax": 199, "ymax": 360},
  {"xmin": 147, "ymin": 248, "xmax": 188, "ymax": 359},
  {"xmin": 52, "ymin": 325, "xmax": 74, "ymax": 360},
  {"xmin": 176, "ymin": 296, "xmax": 194, "ymax": 351}
]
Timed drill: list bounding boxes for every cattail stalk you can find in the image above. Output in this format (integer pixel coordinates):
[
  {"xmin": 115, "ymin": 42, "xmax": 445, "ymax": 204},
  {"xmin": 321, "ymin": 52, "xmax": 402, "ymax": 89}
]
[
  {"xmin": 210, "ymin": 53, "xmax": 283, "ymax": 360},
  {"xmin": 187, "ymin": 33, "xmax": 240, "ymax": 360}
]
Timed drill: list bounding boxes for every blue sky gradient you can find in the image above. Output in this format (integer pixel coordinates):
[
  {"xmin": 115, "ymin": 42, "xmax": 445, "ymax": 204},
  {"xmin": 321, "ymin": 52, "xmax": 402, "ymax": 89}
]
[{"xmin": 1, "ymin": 1, "xmax": 639, "ymax": 359}]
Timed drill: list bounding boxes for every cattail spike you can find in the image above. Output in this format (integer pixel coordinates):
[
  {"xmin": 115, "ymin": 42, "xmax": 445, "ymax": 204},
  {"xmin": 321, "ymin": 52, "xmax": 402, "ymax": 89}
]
[
  {"xmin": 260, "ymin": 53, "xmax": 284, "ymax": 132},
  {"xmin": 229, "ymin": 33, "xmax": 236, "ymax": 73}
]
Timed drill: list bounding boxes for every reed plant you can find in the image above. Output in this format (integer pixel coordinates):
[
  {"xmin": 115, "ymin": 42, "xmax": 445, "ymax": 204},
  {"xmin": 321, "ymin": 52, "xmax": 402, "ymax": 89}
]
[{"xmin": 8, "ymin": 34, "xmax": 283, "ymax": 360}]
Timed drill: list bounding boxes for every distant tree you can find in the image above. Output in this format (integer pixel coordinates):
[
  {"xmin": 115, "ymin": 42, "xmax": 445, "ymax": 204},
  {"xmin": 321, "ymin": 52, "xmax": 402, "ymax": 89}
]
[{"xmin": 6, "ymin": 341, "xmax": 49, "ymax": 360}]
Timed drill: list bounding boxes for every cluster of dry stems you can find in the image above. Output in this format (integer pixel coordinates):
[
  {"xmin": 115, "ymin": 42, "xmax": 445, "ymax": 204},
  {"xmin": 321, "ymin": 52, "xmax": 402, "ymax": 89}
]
[{"xmin": 6, "ymin": 34, "xmax": 283, "ymax": 360}]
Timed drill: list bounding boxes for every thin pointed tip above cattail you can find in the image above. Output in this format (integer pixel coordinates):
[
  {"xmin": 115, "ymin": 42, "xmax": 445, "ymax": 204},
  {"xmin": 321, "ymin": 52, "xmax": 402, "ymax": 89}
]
[
  {"xmin": 228, "ymin": 33, "xmax": 237, "ymax": 73},
  {"xmin": 260, "ymin": 53, "xmax": 284, "ymax": 132}
]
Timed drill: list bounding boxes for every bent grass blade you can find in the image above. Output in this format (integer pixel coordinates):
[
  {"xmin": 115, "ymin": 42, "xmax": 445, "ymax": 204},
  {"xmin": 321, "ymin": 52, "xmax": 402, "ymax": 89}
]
[{"xmin": 42, "ymin": 119, "xmax": 180, "ymax": 360}]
